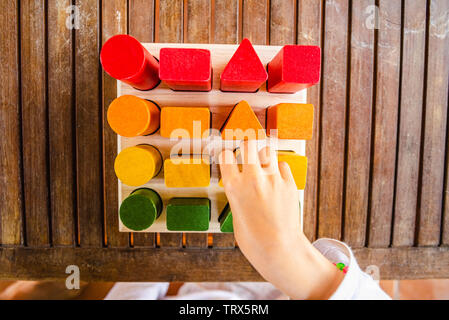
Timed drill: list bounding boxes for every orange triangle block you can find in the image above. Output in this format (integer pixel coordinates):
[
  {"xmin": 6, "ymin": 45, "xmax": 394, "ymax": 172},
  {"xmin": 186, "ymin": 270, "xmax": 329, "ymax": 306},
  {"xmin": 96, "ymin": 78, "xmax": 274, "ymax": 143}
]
[
  {"xmin": 220, "ymin": 38, "xmax": 268, "ymax": 92},
  {"xmin": 221, "ymin": 101, "xmax": 266, "ymax": 140}
]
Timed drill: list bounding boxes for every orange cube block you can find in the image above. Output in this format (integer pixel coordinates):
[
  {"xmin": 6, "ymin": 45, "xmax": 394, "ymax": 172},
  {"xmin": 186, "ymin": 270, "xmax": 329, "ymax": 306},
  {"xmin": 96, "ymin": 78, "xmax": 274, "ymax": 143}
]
[
  {"xmin": 160, "ymin": 107, "xmax": 210, "ymax": 139},
  {"xmin": 267, "ymin": 103, "xmax": 314, "ymax": 139},
  {"xmin": 221, "ymin": 100, "xmax": 266, "ymax": 140},
  {"xmin": 277, "ymin": 151, "xmax": 307, "ymax": 190}
]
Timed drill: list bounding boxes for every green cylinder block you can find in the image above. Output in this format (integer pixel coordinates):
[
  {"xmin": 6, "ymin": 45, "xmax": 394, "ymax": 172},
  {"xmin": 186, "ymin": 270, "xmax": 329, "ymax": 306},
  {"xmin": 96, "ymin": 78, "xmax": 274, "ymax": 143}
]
[{"xmin": 119, "ymin": 188, "xmax": 163, "ymax": 231}]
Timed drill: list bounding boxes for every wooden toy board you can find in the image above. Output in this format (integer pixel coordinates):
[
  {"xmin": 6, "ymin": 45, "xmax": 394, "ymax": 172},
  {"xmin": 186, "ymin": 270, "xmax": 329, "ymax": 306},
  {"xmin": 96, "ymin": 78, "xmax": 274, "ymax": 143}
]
[{"xmin": 117, "ymin": 43, "xmax": 307, "ymax": 233}]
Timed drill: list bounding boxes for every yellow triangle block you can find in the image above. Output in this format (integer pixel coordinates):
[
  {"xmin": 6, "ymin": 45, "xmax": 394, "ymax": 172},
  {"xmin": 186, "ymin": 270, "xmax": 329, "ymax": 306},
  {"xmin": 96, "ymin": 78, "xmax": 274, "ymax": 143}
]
[{"xmin": 221, "ymin": 100, "xmax": 266, "ymax": 140}]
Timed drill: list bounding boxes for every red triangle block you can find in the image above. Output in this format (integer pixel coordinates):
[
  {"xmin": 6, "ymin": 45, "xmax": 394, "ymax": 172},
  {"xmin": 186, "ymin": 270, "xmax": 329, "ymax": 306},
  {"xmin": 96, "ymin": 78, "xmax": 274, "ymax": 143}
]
[
  {"xmin": 221, "ymin": 101, "xmax": 266, "ymax": 140},
  {"xmin": 220, "ymin": 38, "xmax": 268, "ymax": 92}
]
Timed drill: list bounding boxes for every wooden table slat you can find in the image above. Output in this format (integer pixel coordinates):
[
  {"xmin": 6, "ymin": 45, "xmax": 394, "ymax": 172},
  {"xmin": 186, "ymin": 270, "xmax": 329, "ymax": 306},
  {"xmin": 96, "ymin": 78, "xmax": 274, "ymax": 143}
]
[
  {"xmin": 157, "ymin": 0, "xmax": 183, "ymax": 43},
  {"xmin": 393, "ymin": 0, "xmax": 427, "ymax": 247},
  {"xmin": 184, "ymin": 0, "xmax": 211, "ymax": 44},
  {"xmin": 21, "ymin": 0, "xmax": 50, "ymax": 246},
  {"xmin": 242, "ymin": 0, "xmax": 268, "ymax": 44},
  {"xmin": 102, "ymin": 0, "xmax": 129, "ymax": 248},
  {"xmin": 343, "ymin": 0, "xmax": 375, "ymax": 248},
  {"xmin": 317, "ymin": 0, "xmax": 349, "ymax": 240},
  {"xmin": 297, "ymin": 0, "xmax": 323, "ymax": 242},
  {"xmin": 48, "ymin": 0, "xmax": 76, "ymax": 246},
  {"xmin": 0, "ymin": 0, "xmax": 24, "ymax": 246},
  {"xmin": 1, "ymin": 246, "xmax": 449, "ymax": 281},
  {"xmin": 212, "ymin": 0, "xmax": 239, "ymax": 44},
  {"xmin": 368, "ymin": 0, "xmax": 402, "ymax": 247},
  {"xmin": 75, "ymin": 0, "xmax": 104, "ymax": 247},
  {"xmin": 129, "ymin": 0, "xmax": 157, "ymax": 248},
  {"xmin": 129, "ymin": 0, "xmax": 155, "ymax": 43},
  {"xmin": 420, "ymin": 0, "xmax": 449, "ymax": 246},
  {"xmin": 270, "ymin": 0, "xmax": 296, "ymax": 45}
]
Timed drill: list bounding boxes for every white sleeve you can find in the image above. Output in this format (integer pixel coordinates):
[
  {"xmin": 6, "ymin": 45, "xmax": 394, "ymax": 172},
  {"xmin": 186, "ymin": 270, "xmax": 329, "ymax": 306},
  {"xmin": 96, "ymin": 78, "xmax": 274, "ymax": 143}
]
[{"xmin": 312, "ymin": 238, "xmax": 391, "ymax": 300}]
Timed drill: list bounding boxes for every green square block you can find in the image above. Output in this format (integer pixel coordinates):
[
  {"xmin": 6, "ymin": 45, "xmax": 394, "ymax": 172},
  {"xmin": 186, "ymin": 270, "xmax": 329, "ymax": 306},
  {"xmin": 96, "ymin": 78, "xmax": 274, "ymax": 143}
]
[
  {"xmin": 166, "ymin": 198, "xmax": 210, "ymax": 231},
  {"xmin": 218, "ymin": 204, "xmax": 233, "ymax": 233}
]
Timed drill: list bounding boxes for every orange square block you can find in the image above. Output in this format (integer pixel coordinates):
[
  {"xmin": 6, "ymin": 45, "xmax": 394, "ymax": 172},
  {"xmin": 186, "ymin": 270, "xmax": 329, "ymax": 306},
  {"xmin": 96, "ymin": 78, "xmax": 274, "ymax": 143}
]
[
  {"xmin": 164, "ymin": 156, "xmax": 210, "ymax": 188},
  {"xmin": 277, "ymin": 151, "xmax": 307, "ymax": 190},
  {"xmin": 267, "ymin": 103, "xmax": 314, "ymax": 139},
  {"xmin": 221, "ymin": 100, "xmax": 266, "ymax": 140},
  {"xmin": 160, "ymin": 107, "xmax": 210, "ymax": 139}
]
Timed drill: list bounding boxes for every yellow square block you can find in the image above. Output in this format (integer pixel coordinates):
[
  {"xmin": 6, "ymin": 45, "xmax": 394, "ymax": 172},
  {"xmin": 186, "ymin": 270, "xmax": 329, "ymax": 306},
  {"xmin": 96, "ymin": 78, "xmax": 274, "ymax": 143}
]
[
  {"xmin": 277, "ymin": 151, "xmax": 307, "ymax": 190},
  {"xmin": 164, "ymin": 156, "xmax": 211, "ymax": 188}
]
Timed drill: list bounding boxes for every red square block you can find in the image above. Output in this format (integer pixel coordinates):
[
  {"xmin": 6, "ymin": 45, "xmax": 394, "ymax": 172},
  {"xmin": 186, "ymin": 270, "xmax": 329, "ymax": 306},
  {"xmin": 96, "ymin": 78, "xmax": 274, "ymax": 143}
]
[
  {"xmin": 220, "ymin": 38, "xmax": 268, "ymax": 92},
  {"xmin": 159, "ymin": 48, "xmax": 212, "ymax": 91},
  {"xmin": 267, "ymin": 45, "xmax": 321, "ymax": 93}
]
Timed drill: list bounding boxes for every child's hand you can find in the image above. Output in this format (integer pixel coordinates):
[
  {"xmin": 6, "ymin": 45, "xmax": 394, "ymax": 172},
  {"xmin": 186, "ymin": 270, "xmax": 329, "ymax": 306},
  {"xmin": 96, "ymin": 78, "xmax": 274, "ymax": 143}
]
[{"xmin": 219, "ymin": 140, "xmax": 344, "ymax": 299}]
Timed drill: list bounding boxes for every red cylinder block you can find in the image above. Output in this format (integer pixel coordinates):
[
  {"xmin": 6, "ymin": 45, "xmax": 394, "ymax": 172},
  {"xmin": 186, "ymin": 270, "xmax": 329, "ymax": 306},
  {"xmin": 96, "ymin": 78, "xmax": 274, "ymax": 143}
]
[
  {"xmin": 220, "ymin": 38, "xmax": 268, "ymax": 92},
  {"xmin": 100, "ymin": 35, "xmax": 160, "ymax": 91},
  {"xmin": 159, "ymin": 48, "xmax": 212, "ymax": 91},
  {"xmin": 267, "ymin": 45, "xmax": 321, "ymax": 94}
]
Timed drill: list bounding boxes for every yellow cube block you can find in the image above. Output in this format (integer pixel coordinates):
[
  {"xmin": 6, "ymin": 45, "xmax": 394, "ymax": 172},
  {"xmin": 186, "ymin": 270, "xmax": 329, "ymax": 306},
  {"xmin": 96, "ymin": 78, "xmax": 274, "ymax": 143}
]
[
  {"xmin": 164, "ymin": 156, "xmax": 211, "ymax": 188},
  {"xmin": 277, "ymin": 151, "xmax": 307, "ymax": 190}
]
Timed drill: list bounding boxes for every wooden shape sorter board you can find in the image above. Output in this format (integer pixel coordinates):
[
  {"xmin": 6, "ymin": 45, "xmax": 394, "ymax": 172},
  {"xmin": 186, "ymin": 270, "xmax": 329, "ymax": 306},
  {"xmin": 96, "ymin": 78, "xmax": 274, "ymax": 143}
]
[{"xmin": 117, "ymin": 43, "xmax": 307, "ymax": 233}]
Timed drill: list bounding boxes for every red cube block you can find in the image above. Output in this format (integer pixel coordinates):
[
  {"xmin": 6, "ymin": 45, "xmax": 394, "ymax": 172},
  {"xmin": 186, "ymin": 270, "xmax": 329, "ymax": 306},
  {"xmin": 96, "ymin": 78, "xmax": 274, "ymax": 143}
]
[
  {"xmin": 159, "ymin": 48, "xmax": 212, "ymax": 91},
  {"xmin": 100, "ymin": 35, "xmax": 160, "ymax": 91},
  {"xmin": 220, "ymin": 38, "xmax": 268, "ymax": 92},
  {"xmin": 267, "ymin": 45, "xmax": 321, "ymax": 93}
]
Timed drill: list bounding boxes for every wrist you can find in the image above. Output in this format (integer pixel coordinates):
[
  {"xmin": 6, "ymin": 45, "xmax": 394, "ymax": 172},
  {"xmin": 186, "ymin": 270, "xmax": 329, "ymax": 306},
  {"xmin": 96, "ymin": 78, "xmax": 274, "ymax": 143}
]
[{"xmin": 295, "ymin": 240, "xmax": 345, "ymax": 299}]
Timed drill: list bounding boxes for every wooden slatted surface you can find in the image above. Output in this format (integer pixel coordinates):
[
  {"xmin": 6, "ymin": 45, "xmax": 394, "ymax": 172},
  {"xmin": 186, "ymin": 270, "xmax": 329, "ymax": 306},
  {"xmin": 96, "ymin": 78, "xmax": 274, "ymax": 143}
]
[{"xmin": 0, "ymin": 0, "xmax": 448, "ymax": 281}]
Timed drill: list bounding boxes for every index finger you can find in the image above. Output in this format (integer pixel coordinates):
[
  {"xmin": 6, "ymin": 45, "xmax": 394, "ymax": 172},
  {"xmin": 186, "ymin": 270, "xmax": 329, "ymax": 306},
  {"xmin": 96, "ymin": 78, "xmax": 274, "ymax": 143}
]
[{"xmin": 219, "ymin": 149, "xmax": 239, "ymax": 184}]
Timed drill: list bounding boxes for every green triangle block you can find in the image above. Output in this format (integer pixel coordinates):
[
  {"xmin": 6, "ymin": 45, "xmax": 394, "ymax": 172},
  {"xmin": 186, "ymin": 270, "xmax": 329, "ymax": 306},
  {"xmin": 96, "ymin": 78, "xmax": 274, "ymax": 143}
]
[
  {"xmin": 218, "ymin": 204, "xmax": 233, "ymax": 233},
  {"xmin": 166, "ymin": 198, "xmax": 210, "ymax": 231},
  {"xmin": 120, "ymin": 188, "xmax": 163, "ymax": 231}
]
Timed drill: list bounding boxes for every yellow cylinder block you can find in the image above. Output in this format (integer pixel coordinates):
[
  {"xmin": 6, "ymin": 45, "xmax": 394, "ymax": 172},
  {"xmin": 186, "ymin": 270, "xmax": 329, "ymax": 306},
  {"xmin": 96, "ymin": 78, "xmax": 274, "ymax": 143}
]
[{"xmin": 114, "ymin": 145, "xmax": 162, "ymax": 187}]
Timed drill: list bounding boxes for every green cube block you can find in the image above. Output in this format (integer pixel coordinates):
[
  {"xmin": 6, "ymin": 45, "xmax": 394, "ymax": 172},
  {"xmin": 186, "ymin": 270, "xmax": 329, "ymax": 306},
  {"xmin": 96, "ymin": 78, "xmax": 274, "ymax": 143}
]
[
  {"xmin": 166, "ymin": 198, "xmax": 210, "ymax": 231},
  {"xmin": 120, "ymin": 188, "xmax": 163, "ymax": 231},
  {"xmin": 219, "ymin": 204, "xmax": 233, "ymax": 233}
]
